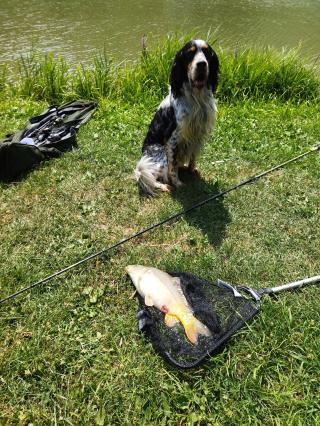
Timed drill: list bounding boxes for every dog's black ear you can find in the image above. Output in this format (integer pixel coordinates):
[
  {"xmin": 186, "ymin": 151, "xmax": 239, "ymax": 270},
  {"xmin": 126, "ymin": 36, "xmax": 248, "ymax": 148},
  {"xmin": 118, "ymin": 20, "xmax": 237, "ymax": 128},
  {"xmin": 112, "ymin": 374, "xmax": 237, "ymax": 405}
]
[
  {"xmin": 170, "ymin": 51, "xmax": 187, "ymax": 98},
  {"xmin": 207, "ymin": 49, "xmax": 219, "ymax": 93}
]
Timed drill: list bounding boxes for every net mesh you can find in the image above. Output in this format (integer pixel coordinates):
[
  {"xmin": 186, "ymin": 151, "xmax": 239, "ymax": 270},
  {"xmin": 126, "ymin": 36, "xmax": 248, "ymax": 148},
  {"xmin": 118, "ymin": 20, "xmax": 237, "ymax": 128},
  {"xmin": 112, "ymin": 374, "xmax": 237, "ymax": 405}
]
[{"xmin": 134, "ymin": 272, "xmax": 260, "ymax": 368}]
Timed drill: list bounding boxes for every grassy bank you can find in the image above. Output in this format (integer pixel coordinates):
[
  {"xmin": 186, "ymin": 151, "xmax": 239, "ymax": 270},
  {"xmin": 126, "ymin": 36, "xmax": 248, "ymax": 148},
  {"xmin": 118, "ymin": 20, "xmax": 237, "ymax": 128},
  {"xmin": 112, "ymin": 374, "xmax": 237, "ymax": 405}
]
[
  {"xmin": 0, "ymin": 36, "xmax": 320, "ymax": 425},
  {"xmin": 0, "ymin": 34, "xmax": 319, "ymax": 104}
]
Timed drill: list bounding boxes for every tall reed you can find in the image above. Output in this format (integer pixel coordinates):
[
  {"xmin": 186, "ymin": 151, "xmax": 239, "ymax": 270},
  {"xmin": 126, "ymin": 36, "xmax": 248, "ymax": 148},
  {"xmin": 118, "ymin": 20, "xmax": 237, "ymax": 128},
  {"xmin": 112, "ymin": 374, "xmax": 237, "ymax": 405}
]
[
  {"xmin": 18, "ymin": 51, "xmax": 68, "ymax": 103},
  {"xmin": 3, "ymin": 34, "xmax": 319, "ymax": 103},
  {"xmin": 219, "ymin": 47, "xmax": 319, "ymax": 101},
  {"xmin": 71, "ymin": 50, "xmax": 112, "ymax": 100},
  {"xmin": 0, "ymin": 64, "xmax": 8, "ymax": 96}
]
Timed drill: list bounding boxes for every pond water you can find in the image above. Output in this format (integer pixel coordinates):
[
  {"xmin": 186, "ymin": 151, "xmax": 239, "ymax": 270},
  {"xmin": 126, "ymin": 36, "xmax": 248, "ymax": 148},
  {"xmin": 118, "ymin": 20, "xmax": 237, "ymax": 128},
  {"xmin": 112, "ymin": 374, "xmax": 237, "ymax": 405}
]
[{"xmin": 0, "ymin": 0, "xmax": 319, "ymax": 64}]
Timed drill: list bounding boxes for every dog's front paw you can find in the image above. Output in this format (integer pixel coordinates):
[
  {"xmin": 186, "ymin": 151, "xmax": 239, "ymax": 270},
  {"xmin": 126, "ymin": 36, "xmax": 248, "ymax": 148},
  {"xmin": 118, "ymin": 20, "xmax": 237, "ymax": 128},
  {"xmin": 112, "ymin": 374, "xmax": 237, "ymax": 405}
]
[{"xmin": 162, "ymin": 184, "xmax": 174, "ymax": 192}]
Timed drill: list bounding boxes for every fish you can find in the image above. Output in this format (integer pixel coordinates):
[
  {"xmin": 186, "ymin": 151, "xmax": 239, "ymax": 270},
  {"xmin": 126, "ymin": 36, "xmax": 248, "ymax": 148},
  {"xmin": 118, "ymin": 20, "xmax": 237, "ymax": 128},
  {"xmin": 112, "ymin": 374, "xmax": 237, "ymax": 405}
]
[{"xmin": 126, "ymin": 265, "xmax": 212, "ymax": 345}]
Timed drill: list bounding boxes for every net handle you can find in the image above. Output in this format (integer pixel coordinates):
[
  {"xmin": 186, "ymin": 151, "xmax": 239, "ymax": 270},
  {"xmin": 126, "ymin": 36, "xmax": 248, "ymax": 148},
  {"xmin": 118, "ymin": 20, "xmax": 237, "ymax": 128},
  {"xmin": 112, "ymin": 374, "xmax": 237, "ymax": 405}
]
[{"xmin": 259, "ymin": 275, "xmax": 320, "ymax": 296}]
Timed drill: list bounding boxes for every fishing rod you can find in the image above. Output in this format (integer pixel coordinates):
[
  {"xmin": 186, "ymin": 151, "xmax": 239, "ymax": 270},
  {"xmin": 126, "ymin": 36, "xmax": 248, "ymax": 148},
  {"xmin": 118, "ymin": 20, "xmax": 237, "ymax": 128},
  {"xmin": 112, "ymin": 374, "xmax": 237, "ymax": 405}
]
[{"xmin": 0, "ymin": 144, "xmax": 319, "ymax": 305}]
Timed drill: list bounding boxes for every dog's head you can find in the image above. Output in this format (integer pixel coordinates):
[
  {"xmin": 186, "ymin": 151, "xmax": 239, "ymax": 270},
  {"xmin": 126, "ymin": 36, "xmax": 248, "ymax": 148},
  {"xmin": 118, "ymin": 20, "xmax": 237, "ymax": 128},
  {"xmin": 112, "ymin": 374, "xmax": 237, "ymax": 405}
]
[{"xmin": 170, "ymin": 39, "xmax": 219, "ymax": 98}]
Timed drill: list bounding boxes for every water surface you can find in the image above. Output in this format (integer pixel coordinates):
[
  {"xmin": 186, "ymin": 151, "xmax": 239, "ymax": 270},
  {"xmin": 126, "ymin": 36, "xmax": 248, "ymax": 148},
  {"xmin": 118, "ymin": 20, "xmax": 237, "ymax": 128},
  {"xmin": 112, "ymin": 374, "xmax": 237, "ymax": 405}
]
[{"xmin": 0, "ymin": 0, "xmax": 319, "ymax": 64}]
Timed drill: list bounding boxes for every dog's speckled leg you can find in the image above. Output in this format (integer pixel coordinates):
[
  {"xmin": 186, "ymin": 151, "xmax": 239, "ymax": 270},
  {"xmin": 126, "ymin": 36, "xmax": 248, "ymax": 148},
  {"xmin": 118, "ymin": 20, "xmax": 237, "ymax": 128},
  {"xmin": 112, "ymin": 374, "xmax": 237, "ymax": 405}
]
[{"xmin": 166, "ymin": 133, "xmax": 183, "ymax": 188}]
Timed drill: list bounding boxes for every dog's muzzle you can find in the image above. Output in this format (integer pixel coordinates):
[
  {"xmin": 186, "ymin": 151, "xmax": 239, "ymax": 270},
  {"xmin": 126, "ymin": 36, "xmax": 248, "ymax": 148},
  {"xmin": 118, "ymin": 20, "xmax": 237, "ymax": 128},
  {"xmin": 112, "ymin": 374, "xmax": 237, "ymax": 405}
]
[
  {"xmin": 189, "ymin": 50, "xmax": 209, "ymax": 89},
  {"xmin": 192, "ymin": 60, "xmax": 208, "ymax": 89}
]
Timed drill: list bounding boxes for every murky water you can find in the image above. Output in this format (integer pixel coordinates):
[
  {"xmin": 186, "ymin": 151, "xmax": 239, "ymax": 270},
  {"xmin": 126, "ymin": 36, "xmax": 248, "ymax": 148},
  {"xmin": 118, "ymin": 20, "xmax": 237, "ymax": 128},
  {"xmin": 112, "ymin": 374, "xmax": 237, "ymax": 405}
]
[{"xmin": 0, "ymin": 0, "xmax": 319, "ymax": 64}]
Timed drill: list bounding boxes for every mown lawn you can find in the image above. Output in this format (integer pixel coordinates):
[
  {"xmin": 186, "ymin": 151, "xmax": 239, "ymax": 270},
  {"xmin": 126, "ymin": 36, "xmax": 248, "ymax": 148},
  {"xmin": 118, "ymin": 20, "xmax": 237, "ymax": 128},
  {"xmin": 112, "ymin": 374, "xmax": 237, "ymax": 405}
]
[{"xmin": 0, "ymin": 94, "xmax": 319, "ymax": 425}]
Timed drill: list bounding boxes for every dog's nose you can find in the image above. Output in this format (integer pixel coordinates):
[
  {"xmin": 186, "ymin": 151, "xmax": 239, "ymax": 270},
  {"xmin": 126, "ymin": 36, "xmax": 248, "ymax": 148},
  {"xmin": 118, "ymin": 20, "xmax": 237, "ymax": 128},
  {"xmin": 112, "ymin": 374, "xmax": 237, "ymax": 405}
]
[{"xmin": 196, "ymin": 61, "xmax": 207, "ymax": 70}]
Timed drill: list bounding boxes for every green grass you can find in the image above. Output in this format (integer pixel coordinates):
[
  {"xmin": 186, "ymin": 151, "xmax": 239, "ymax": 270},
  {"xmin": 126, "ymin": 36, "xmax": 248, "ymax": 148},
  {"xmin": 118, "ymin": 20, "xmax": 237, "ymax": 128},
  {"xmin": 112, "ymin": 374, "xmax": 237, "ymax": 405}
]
[
  {"xmin": 0, "ymin": 34, "xmax": 319, "ymax": 104},
  {"xmin": 0, "ymin": 35, "xmax": 320, "ymax": 424}
]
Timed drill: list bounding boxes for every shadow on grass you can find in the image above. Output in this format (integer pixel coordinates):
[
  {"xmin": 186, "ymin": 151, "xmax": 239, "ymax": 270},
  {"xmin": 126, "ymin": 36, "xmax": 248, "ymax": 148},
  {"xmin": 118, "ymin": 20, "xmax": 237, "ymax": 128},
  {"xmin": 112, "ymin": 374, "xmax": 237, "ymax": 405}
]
[{"xmin": 171, "ymin": 168, "xmax": 231, "ymax": 248}]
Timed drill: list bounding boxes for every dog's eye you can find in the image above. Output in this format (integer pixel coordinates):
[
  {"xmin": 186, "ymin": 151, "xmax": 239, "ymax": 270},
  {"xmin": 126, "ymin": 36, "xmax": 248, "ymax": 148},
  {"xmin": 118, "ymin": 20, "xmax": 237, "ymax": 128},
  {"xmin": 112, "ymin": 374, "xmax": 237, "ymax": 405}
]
[
  {"xmin": 187, "ymin": 45, "xmax": 196, "ymax": 53},
  {"xmin": 202, "ymin": 47, "xmax": 212, "ymax": 60},
  {"xmin": 185, "ymin": 49, "xmax": 197, "ymax": 62}
]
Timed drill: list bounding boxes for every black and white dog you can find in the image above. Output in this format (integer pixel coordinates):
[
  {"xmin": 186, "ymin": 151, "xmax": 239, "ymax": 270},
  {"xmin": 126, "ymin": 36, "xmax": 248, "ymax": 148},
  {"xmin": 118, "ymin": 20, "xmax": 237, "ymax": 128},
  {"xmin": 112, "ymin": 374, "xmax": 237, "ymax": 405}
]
[{"xmin": 135, "ymin": 39, "xmax": 219, "ymax": 195}]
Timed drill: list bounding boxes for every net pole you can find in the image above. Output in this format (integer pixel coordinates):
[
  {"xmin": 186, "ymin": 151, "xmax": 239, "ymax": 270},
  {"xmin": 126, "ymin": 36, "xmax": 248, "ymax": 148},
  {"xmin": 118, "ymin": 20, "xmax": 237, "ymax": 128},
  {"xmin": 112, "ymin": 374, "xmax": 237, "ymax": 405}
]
[{"xmin": 269, "ymin": 275, "xmax": 320, "ymax": 294}]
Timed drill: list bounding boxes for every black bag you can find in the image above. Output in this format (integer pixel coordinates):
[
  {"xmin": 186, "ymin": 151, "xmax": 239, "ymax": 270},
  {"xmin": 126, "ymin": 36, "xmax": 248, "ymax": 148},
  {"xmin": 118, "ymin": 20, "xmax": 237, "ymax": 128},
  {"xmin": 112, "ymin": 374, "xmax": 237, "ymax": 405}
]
[{"xmin": 0, "ymin": 100, "xmax": 96, "ymax": 182}]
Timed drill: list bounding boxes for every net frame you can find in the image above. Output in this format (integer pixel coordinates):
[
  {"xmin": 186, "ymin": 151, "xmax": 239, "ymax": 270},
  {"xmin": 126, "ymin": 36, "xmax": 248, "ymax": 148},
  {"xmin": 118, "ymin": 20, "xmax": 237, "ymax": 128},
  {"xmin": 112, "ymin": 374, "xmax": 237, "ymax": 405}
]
[
  {"xmin": 135, "ymin": 272, "xmax": 261, "ymax": 369},
  {"xmin": 133, "ymin": 272, "xmax": 320, "ymax": 369}
]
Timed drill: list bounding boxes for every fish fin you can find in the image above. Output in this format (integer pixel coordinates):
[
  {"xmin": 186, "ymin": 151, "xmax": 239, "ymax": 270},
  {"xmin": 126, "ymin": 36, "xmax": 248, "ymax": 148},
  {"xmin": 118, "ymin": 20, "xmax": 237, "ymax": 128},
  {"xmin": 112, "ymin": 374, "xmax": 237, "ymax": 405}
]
[
  {"xmin": 144, "ymin": 295, "xmax": 154, "ymax": 306},
  {"xmin": 184, "ymin": 323, "xmax": 199, "ymax": 345},
  {"xmin": 172, "ymin": 277, "xmax": 181, "ymax": 287},
  {"xmin": 184, "ymin": 318, "xmax": 212, "ymax": 345},
  {"xmin": 165, "ymin": 314, "xmax": 179, "ymax": 328},
  {"xmin": 171, "ymin": 277, "xmax": 185, "ymax": 296},
  {"xmin": 171, "ymin": 277, "xmax": 190, "ymax": 308},
  {"xmin": 196, "ymin": 318, "xmax": 212, "ymax": 338}
]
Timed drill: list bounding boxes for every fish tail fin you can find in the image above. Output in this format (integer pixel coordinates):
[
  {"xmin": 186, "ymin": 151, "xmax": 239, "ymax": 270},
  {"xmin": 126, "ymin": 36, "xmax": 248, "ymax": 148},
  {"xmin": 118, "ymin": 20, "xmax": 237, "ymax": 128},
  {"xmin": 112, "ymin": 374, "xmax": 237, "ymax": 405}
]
[{"xmin": 184, "ymin": 318, "xmax": 212, "ymax": 345}]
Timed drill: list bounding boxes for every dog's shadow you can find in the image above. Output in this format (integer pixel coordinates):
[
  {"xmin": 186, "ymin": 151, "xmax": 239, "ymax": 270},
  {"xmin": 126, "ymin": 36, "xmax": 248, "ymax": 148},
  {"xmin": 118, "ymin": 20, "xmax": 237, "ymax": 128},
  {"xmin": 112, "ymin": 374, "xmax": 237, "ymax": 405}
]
[{"xmin": 171, "ymin": 169, "xmax": 231, "ymax": 247}]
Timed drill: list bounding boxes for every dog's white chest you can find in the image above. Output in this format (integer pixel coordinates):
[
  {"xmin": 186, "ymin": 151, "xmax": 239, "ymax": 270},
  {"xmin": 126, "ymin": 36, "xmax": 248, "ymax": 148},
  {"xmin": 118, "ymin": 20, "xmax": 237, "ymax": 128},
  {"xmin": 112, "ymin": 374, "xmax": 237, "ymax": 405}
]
[{"xmin": 174, "ymin": 90, "xmax": 216, "ymax": 144}]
